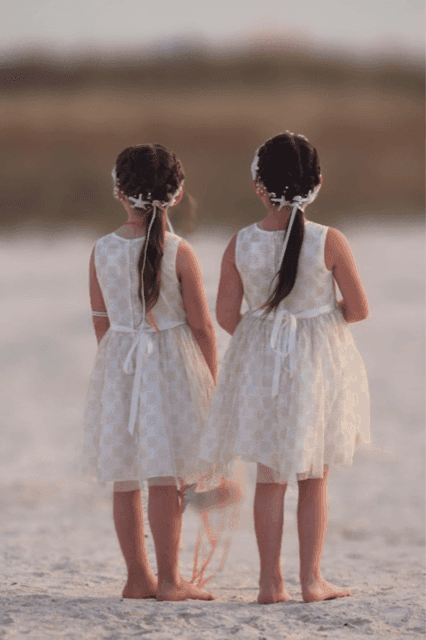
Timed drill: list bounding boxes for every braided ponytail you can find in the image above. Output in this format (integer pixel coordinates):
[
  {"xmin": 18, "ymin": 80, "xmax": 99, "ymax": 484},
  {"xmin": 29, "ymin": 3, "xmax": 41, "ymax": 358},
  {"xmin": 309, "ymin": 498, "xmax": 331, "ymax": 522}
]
[
  {"xmin": 114, "ymin": 144, "xmax": 184, "ymax": 310},
  {"xmin": 254, "ymin": 132, "xmax": 321, "ymax": 313}
]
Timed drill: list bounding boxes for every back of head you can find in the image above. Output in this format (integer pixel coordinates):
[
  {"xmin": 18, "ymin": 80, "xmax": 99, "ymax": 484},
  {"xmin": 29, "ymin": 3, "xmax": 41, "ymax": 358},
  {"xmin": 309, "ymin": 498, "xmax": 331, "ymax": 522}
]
[
  {"xmin": 113, "ymin": 144, "xmax": 185, "ymax": 311},
  {"xmin": 255, "ymin": 132, "xmax": 320, "ymax": 206},
  {"xmin": 114, "ymin": 143, "xmax": 184, "ymax": 210},
  {"xmin": 252, "ymin": 132, "xmax": 321, "ymax": 313}
]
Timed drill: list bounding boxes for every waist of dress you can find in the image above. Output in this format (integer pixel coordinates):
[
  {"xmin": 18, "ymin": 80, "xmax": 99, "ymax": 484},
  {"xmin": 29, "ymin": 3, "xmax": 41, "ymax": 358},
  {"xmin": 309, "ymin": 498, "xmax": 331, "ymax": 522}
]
[
  {"xmin": 110, "ymin": 318, "xmax": 186, "ymax": 334},
  {"xmin": 250, "ymin": 302, "xmax": 337, "ymax": 398},
  {"xmin": 250, "ymin": 302, "xmax": 336, "ymax": 322},
  {"xmin": 110, "ymin": 318, "xmax": 187, "ymax": 436}
]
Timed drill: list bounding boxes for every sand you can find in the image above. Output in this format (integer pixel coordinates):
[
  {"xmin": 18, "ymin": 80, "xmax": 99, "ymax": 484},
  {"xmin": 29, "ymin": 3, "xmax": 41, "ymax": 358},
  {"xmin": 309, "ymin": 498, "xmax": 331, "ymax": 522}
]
[{"xmin": 0, "ymin": 221, "xmax": 424, "ymax": 639}]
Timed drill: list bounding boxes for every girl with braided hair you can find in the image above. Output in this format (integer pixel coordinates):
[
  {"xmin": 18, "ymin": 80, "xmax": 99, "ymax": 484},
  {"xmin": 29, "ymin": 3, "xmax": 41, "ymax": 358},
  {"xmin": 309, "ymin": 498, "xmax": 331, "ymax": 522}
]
[
  {"xmin": 200, "ymin": 132, "xmax": 370, "ymax": 604},
  {"xmin": 81, "ymin": 144, "xmax": 218, "ymax": 601}
]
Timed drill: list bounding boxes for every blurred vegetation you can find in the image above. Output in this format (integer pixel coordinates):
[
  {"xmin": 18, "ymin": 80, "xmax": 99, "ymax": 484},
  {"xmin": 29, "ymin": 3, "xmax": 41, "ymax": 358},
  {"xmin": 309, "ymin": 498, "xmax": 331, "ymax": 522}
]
[{"xmin": 0, "ymin": 44, "xmax": 423, "ymax": 236}]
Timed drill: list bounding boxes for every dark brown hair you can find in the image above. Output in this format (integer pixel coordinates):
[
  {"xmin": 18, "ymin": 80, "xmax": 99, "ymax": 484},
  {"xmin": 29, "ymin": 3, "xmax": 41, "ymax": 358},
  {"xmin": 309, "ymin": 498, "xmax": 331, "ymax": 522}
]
[
  {"xmin": 255, "ymin": 132, "xmax": 321, "ymax": 313},
  {"xmin": 114, "ymin": 144, "xmax": 184, "ymax": 310}
]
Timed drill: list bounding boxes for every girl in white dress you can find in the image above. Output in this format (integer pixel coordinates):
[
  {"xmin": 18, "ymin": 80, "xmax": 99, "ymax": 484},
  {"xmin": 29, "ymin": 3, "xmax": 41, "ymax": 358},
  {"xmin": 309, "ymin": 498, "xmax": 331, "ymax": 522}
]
[
  {"xmin": 200, "ymin": 132, "xmax": 371, "ymax": 604},
  {"xmin": 81, "ymin": 143, "xmax": 217, "ymax": 601}
]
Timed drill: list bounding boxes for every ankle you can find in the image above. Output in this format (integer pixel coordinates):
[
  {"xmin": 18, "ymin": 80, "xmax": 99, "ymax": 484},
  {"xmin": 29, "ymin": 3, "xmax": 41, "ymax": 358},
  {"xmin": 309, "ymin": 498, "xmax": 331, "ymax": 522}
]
[
  {"xmin": 300, "ymin": 569, "xmax": 321, "ymax": 586},
  {"xmin": 126, "ymin": 562, "xmax": 154, "ymax": 576},
  {"xmin": 157, "ymin": 569, "xmax": 180, "ymax": 587},
  {"xmin": 259, "ymin": 568, "xmax": 283, "ymax": 584}
]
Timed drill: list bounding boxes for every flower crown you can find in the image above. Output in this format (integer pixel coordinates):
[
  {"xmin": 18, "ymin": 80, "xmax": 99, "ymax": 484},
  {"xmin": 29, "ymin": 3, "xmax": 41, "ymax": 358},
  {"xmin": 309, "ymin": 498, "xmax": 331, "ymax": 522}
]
[
  {"xmin": 251, "ymin": 150, "xmax": 320, "ymax": 211},
  {"xmin": 111, "ymin": 166, "xmax": 183, "ymax": 210}
]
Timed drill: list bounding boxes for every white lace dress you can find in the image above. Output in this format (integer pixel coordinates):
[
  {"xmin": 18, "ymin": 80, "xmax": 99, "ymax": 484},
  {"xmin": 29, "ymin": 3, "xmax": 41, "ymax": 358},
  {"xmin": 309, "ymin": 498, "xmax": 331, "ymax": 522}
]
[
  {"xmin": 81, "ymin": 231, "xmax": 214, "ymax": 485},
  {"xmin": 199, "ymin": 220, "xmax": 370, "ymax": 482}
]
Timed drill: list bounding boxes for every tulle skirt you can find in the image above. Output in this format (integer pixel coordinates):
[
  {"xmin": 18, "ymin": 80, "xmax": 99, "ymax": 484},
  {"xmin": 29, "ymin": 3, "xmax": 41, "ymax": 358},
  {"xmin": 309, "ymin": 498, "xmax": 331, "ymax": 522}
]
[
  {"xmin": 81, "ymin": 324, "xmax": 214, "ymax": 485},
  {"xmin": 199, "ymin": 308, "xmax": 370, "ymax": 483}
]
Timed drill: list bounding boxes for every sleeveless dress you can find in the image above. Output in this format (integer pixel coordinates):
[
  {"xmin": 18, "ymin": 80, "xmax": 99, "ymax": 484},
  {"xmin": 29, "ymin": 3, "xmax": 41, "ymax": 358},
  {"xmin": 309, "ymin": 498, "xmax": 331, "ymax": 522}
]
[
  {"xmin": 81, "ymin": 231, "xmax": 214, "ymax": 485},
  {"xmin": 199, "ymin": 220, "xmax": 370, "ymax": 482}
]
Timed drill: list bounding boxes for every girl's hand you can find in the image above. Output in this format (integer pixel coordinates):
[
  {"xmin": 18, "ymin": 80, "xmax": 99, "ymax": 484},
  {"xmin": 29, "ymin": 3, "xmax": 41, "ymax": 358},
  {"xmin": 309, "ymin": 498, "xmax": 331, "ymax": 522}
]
[{"xmin": 325, "ymin": 228, "xmax": 369, "ymax": 324}]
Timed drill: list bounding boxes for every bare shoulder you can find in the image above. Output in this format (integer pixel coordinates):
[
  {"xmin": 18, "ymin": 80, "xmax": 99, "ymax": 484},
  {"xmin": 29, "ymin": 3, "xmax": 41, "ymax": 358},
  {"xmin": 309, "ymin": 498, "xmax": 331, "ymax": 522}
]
[
  {"xmin": 176, "ymin": 238, "xmax": 202, "ymax": 279},
  {"xmin": 89, "ymin": 244, "xmax": 97, "ymax": 275},
  {"xmin": 176, "ymin": 237, "xmax": 195, "ymax": 261},
  {"xmin": 325, "ymin": 226, "xmax": 352, "ymax": 251},
  {"xmin": 325, "ymin": 227, "xmax": 353, "ymax": 270},
  {"xmin": 222, "ymin": 232, "xmax": 238, "ymax": 264}
]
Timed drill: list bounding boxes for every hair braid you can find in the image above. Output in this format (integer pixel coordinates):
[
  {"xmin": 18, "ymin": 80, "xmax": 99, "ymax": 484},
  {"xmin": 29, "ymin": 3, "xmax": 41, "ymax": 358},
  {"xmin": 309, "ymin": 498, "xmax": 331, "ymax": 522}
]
[
  {"xmin": 114, "ymin": 143, "xmax": 184, "ymax": 310},
  {"xmin": 254, "ymin": 132, "xmax": 321, "ymax": 313}
]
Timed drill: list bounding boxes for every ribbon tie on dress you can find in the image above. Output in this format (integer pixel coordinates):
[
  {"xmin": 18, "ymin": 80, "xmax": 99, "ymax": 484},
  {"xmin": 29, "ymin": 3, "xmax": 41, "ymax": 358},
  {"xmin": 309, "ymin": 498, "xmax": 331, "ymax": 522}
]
[
  {"xmin": 111, "ymin": 317, "xmax": 187, "ymax": 436},
  {"xmin": 111, "ymin": 322, "xmax": 157, "ymax": 436},
  {"xmin": 252, "ymin": 302, "xmax": 335, "ymax": 399},
  {"xmin": 270, "ymin": 309, "xmax": 298, "ymax": 395}
]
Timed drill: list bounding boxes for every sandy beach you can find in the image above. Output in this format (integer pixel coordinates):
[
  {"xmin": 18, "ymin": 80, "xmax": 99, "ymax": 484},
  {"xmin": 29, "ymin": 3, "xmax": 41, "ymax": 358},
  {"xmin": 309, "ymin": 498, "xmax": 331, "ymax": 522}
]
[{"xmin": 0, "ymin": 221, "xmax": 424, "ymax": 639}]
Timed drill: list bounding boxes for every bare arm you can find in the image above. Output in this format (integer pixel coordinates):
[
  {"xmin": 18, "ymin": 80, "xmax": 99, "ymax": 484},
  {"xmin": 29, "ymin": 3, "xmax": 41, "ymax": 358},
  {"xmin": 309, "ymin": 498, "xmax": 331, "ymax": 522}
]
[
  {"xmin": 89, "ymin": 246, "xmax": 110, "ymax": 344},
  {"xmin": 325, "ymin": 227, "xmax": 369, "ymax": 323},
  {"xmin": 177, "ymin": 239, "xmax": 218, "ymax": 383},
  {"xmin": 216, "ymin": 233, "xmax": 244, "ymax": 335}
]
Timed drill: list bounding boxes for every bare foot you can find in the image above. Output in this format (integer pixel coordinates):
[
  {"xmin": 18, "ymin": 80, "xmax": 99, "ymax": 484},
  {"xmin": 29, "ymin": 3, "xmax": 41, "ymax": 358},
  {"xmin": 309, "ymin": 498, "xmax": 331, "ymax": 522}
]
[
  {"xmin": 157, "ymin": 578, "xmax": 215, "ymax": 602},
  {"xmin": 301, "ymin": 577, "xmax": 351, "ymax": 603},
  {"xmin": 257, "ymin": 577, "xmax": 291, "ymax": 605},
  {"xmin": 122, "ymin": 575, "xmax": 157, "ymax": 599}
]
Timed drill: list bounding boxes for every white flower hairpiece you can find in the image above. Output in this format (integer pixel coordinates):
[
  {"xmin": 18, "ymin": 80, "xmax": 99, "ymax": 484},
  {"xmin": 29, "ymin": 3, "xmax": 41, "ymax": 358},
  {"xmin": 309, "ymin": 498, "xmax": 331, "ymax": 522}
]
[
  {"xmin": 271, "ymin": 184, "xmax": 322, "ymax": 271},
  {"xmin": 250, "ymin": 145, "xmax": 321, "ymax": 212},
  {"xmin": 111, "ymin": 165, "xmax": 184, "ymax": 211},
  {"xmin": 270, "ymin": 184, "xmax": 321, "ymax": 212},
  {"xmin": 251, "ymin": 150, "xmax": 260, "ymax": 181},
  {"xmin": 168, "ymin": 184, "xmax": 184, "ymax": 207},
  {"xmin": 127, "ymin": 194, "xmax": 153, "ymax": 209}
]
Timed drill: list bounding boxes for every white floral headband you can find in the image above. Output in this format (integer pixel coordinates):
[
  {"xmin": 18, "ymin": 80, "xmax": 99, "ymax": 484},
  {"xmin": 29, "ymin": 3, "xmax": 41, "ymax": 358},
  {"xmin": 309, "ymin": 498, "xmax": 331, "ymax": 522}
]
[
  {"xmin": 111, "ymin": 166, "xmax": 184, "ymax": 212},
  {"xmin": 251, "ymin": 148, "xmax": 320, "ymax": 211}
]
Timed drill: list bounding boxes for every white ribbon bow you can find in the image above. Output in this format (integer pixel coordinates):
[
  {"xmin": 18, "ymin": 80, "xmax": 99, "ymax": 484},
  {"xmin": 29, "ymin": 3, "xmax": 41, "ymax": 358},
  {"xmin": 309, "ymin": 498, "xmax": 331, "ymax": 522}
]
[
  {"xmin": 124, "ymin": 327, "xmax": 152, "ymax": 437},
  {"xmin": 270, "ymin": 303, "xmax": 336, "ymax": 397},
  {"xmin": 270, "ymin": 309, "xmax": 298, "ymax": 398},
  {"xmin": 253, "ymin": 302, "xmax": 335, "ymax": 398},
  {"xmin": 111, "ymin": 323, "xmax": 156, "ymax": 436}
]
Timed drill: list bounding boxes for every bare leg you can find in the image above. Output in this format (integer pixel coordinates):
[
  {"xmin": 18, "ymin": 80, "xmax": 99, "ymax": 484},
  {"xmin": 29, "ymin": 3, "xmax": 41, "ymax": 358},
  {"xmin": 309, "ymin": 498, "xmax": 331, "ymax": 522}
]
[
  {"xmin": 148, "ymin": 485, "xmax": 215, "ymax": 601},
  {"xmin": 297, "ymin": 467, "xmax": 350, "ymax": 603},
  {"xmin": 113, "ymin": 489, "xmax": 157, "ymax": 598},
  {"xmin": 254, "ymin": 481, "xmax": 291, "ymax": 604}
]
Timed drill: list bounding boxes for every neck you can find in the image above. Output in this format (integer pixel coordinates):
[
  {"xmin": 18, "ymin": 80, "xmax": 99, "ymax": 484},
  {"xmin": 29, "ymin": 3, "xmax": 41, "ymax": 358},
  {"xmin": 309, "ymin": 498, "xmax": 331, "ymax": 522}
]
[
  {"xmin": 260, "ymin": 206, "xmax": 304, "ymax": 231},
  {"xmin": 124, "ymin": 216, "xmax": 146, "ymax": 230},
  {"xmin": 122, "ymin": 207, "xmax": 147, "ymax": 233},
  {"xmin": 112, "ymin": 212, "xmax": 146, "ymax": 239}
]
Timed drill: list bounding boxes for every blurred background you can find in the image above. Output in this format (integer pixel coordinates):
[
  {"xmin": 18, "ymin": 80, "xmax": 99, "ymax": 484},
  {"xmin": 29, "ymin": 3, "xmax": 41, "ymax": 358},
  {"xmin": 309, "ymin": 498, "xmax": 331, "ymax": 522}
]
[
  {"xmin": 0, "ymin": 0, "xmax": 424, "ymax": 235},
  {"xmin": 0, "ymin": 5, "xmax": 425, "ymax": 633}
]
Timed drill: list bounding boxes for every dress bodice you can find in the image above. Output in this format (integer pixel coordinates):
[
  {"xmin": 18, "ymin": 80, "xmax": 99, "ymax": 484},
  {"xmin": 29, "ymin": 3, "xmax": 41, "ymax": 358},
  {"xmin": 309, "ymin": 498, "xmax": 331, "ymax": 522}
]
[
  {"xmin": 94, "ymin": 231, "xmax": 186, "ymax": 330},
  {"xmin": 235, "ymin": 220, "xmax": 336, "ymax": 314}
]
